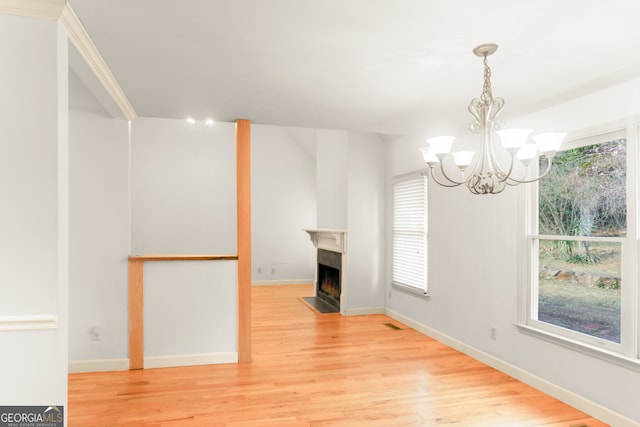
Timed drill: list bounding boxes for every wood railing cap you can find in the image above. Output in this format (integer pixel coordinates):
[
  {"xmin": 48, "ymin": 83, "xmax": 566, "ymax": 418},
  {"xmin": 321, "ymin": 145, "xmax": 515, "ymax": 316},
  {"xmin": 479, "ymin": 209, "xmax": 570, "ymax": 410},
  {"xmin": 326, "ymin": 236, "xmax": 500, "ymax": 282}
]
[{"xmin": 128, "ymin": 254, "xmax": 238, "ymax": 261}]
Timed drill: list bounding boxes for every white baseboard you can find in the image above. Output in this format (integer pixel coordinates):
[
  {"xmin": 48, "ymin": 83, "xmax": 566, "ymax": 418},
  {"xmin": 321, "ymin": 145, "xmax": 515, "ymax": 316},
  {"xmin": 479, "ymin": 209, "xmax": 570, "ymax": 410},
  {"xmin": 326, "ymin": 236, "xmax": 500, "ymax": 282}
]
[
  {"xmin": 69, "ymin": 352, "xmax": 239, "ymax": 372},
  {"xmin": 69, "ymin": 358, "xmax": 129, "ymax": 373},
  {"xmin": 346, "ymin": 306, "xmax": 385, "ymax": 316},
  {"xmin": 384, "ymin": 308, "xmax": 639, "ymax": 427},
  {"xmin": 252, "ymin": 280, "xmax": 313, "ymax": 286},
  {"xmin": 144, "ymin": 352, "xmax": 238, "ymax": 369}
]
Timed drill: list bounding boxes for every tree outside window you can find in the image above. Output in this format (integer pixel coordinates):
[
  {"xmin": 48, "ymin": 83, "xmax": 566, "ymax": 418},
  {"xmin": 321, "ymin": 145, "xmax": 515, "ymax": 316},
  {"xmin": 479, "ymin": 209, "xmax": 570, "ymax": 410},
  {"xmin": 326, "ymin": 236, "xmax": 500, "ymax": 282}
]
[{"xmin": 535, "ymin": 138, "xmax": 626, "ymax": 344}]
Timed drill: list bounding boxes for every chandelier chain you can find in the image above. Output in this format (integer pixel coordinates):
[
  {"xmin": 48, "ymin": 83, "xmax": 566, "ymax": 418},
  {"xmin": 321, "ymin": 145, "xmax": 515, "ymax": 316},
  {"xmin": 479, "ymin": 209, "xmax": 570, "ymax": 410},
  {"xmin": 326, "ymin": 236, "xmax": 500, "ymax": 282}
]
[{"xmin": 480, "ymin": 54, "xmax": 493, "ymax": 103}]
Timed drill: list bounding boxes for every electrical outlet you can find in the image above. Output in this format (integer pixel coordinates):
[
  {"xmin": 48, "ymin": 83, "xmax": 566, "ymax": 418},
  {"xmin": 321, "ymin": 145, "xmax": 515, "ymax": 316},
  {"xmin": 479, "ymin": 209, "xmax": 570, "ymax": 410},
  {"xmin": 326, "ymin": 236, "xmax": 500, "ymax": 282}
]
[
  {"xmin": 490, "ymin": 327, "xmax": 497, "ymax": 340},
  {"xmin": 90, "ymin": 326, "xmax": 101, "ymax": 341},
  {"xmin": 257, "ymin": 267, "xmax": 262, "ymax": 274},
  {"xmin": 271, "ymin": 267, "xmax": 275, "ymax": 274}
]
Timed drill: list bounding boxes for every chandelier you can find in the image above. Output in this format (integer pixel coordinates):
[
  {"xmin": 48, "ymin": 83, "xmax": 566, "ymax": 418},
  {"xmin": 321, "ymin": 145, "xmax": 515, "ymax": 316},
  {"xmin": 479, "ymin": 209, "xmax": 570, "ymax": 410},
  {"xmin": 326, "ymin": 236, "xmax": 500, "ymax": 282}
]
[{"xmin": 420, "ymin": 43, "xmax": 566, "ymax": 195}]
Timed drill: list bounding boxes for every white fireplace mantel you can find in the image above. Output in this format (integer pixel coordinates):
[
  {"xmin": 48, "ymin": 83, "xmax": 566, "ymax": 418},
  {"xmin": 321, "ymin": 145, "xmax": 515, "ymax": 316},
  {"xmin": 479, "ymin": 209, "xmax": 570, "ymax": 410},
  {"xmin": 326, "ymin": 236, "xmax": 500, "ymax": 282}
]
[
  {"xmin": 304, "ymin": 228, "xmax": 347, "ymax": 315},
  {"xmin": 304, "ymin": 228, "xmax": 347, "ymax": 254}
]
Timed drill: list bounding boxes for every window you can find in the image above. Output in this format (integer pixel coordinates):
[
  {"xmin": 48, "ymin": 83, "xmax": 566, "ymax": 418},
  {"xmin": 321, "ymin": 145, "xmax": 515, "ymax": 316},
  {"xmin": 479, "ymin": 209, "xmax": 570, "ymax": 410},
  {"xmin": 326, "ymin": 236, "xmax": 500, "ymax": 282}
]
[
  {"xmin": 392, "ymin": 174, "xmax": 428, "ymax": 293},
  {"xmin": 523, "ymin": 130, "xmax": 638, "ymax": 359}
]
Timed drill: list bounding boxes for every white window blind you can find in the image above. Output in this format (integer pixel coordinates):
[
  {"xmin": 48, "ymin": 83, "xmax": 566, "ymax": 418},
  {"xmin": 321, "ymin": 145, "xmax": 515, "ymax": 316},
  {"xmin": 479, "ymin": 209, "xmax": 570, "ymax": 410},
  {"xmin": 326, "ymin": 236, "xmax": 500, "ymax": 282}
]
[{"xmin": 392, "ymin": 175, "xmax": 428, "ymax": 291}]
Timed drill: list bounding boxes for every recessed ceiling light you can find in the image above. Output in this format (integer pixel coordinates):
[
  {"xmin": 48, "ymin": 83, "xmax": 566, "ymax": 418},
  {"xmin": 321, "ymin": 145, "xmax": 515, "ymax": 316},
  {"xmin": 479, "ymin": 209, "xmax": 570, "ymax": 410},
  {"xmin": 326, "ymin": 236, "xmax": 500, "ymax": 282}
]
[
  {"xmin": 187, "ymin": 117, "xmax": 196, "ymax": 124},
  {"xmin": 205, "ymin": 119, "xmax": 214, "ymax": 126}
]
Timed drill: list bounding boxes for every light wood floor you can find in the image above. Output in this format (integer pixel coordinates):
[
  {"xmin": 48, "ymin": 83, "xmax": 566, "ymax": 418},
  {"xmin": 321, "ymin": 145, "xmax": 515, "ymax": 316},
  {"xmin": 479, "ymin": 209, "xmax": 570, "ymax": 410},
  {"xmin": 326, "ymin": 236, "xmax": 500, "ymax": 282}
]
[{"xmin": 68, "ymin": 284, "xmax": 607, "ymax": 426}]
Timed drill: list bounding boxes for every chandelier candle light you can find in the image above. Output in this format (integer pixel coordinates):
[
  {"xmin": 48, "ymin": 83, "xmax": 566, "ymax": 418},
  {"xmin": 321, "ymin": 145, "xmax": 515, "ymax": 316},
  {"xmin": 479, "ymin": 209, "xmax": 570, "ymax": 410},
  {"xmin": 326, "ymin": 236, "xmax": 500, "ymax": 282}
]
[{"xmin": 420, "ymin": 43, "xmax": 566, "ymax": 195}]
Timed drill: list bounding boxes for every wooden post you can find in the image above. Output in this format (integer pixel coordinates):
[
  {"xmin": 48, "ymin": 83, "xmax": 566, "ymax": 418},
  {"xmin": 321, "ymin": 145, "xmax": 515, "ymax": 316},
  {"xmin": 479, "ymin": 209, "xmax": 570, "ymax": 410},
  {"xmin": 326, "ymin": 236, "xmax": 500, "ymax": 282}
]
[
  {"xmin": 128, "ymin": 258, "xmax": 144, "ymax": 369},
  {"xmin": 236, "ymin": 119, "xmax": 252, "ymax": 362}
]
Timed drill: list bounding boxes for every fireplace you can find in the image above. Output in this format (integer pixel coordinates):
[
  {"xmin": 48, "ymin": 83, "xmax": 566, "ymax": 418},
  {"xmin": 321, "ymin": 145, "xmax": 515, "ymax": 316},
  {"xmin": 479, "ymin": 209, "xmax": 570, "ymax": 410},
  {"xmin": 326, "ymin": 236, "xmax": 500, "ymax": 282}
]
[
  {"xmin": 317, "ymin": 249, "xmax": 342, "ymax": 311},
  {"xmin": 304, "ymin": 228, "xmax": 347, "ymax": 315}
]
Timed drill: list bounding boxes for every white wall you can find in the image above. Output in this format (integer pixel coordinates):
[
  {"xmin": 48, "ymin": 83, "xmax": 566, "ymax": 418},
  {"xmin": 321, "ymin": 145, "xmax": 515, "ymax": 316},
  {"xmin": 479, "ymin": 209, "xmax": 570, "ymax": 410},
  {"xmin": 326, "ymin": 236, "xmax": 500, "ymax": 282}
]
[
  {"xmin": 144, "ymin": 261, "xmax": 237, "ymax": 358},
  {"xmin": 0, "ymin": 15, "xmax": 68, "ymax": 410},
  {"xmin": 346, "ymin": 132, "xmax": 386, "ymax": 311},
  {"xmin": 385, "ymin": 78, "xmax": 640, "ymax": 424},
  {"xmin": 68, "ymin": 70, "xmax": 130, "ymax": 365},
  {"xmin": 131, "ymin": 118, "xmax": 237, "ymax": 254},
  {"xmin": 316, "ymin": 130, "xmax": 349, "ymax": 229},
  {"xmin": 251, "ymin": 125, "xmax": 316, "ymax": 283}
]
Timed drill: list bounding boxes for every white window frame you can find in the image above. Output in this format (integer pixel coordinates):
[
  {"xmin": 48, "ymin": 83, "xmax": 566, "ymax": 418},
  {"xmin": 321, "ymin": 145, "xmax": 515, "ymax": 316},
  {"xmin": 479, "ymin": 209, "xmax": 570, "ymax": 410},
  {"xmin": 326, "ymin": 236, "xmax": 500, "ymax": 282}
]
[
  {"xmin": 391, "ymin": 173, "xmax": 429, "ymax": 296},
  {"xmin": 517, "ymin": 126, "xmax": 640, "ymax": 371}
]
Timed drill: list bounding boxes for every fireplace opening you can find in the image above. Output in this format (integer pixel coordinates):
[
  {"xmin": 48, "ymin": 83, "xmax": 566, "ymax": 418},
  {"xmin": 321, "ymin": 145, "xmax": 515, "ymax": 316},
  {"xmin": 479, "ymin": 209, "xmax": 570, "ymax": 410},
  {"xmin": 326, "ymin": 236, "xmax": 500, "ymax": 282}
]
[
  {"xmin": 302, "ymin": 229, "xmax": 347, "ymax": 315},
  {"xmin": 316, "ymin": 249, "xmax": 341, "ymax": 312}
]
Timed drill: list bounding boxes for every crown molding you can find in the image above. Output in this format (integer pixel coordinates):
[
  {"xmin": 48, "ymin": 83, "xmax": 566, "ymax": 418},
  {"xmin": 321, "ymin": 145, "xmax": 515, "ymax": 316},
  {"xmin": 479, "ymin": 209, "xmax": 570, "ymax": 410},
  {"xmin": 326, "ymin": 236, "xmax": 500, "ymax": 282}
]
[
  {"xmin": 0, "ymin": 0, "xmax": 137, "ymax": 120},
  {"xmin": 0, "ymin": 0, "xmax": 64, "ymax": 20},
  {"xmin": 60, "ymin": 3, "xmax": 137, "ymax": 120}
]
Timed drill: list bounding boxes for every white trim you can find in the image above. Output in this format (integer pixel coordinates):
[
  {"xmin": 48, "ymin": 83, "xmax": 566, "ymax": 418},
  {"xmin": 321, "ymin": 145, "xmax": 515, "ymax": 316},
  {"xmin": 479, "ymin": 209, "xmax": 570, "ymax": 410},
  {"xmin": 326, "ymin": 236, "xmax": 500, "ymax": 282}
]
[
  {"xmin": 304, "ymin": 228, "xmax": 347, "ymax": 253},
  {"xmin": 392, "ymin": 169, "xmax": 428, "ymax": 183},
  {"xmin": 68, "ymin": 44, "xmax": 128, "ymax": 120},
  {"xmin": 144, "ymin": 352, "xmax": 238, "ymax": 369},
  {"xmin": 57, "ymin": 22, "xmax": 70, "ymax": 396},
  {"xmin": 0, "ymin": 0, "xmax": 64, "ymax": 20},
  {"xmin": 531, "ymin": 234, "xmax": 626, "ymax": 243},
  {"xmin": 128, "ymin": 120, "xmax": 133, "ymax": 255},
  {"xmin": 0, "ymin": 2, "xmax": 136, "ymax": 120},
  {"xmin": 59, "ymin": 3, "xmax": 137, "ymax": 120},
  {"xmin": 515, "ymin": 323, "xmax": 640, "ymax": 372},
  {"xmin": 0, "ymin": 315, "xmax": 58, "ymax": 331},
  {"xmin": 634, "ymin": 124, "xmax": 640, "ymax": 360},
  {"xmin": 391, "ymin": 175, "xmax": 428, "ymax": 293},
  {"xmin": 524, "ymin": 128, "xmax": 637, "ymax": 357},
  {"xmin": 562, "ymin": 127, "xmax": 627, "ymax": 151},
  {"xmin": 391, "ymin": 282, "xmax": 431, "ymax": 299},
  {"xmin": 252, "ymin": 279, "xmax": 313, "ymax": 286},
  {"xmin": 384, "ymin": 308, "xmax": 639, "ymax": 427},
  {"xmin": 345, "ymin": 306, "xmax": 384, "ymax": 316},
  {"xmin": 69, "ymin": 358, "xmax": 129, "ymax": 373}
]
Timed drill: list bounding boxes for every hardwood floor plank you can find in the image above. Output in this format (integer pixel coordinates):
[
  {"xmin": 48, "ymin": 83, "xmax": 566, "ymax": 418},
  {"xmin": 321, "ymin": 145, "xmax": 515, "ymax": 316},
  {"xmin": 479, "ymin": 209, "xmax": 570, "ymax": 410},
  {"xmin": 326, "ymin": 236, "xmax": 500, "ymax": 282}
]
[{"xmin": 69, "ymin": 284, "xmax": 608, "ymax": 426}]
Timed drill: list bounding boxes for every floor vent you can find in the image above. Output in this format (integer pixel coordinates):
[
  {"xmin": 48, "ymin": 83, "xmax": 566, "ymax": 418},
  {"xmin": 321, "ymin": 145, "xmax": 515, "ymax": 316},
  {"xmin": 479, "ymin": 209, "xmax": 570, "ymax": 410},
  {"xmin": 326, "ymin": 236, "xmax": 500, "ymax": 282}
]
[{"xmin": 384, "ymin": 323, "xmax": 402, "ymax": 330}]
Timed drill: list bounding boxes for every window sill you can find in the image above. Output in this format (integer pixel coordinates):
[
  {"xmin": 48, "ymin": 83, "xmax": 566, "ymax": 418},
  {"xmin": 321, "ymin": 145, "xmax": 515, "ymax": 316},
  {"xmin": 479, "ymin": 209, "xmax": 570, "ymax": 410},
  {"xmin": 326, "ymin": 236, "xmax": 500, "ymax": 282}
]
[
  {"xmin": 515, "ymin": 323, "xmax": 640, "ymax": 372},
  {"xmin": 391, "ymin": 283, "xmax": 431, "ymax": 300}
]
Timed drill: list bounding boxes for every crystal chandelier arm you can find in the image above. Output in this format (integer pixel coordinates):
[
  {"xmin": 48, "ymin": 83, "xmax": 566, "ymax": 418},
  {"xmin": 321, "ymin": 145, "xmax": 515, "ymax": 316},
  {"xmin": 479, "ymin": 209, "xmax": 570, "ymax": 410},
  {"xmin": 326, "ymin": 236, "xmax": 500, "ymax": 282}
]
[{"xmin": 504, "ymin": 156, "xmax": 555, "ymax": 185}]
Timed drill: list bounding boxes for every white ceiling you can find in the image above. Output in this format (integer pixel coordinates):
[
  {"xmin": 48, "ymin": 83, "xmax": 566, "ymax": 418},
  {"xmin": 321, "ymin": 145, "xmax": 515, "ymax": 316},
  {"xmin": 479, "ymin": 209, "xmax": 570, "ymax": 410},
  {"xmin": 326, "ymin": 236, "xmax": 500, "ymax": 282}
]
[{"xmin": 68, "ymin": 0, "xmax": 640, "ymax": 137}]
